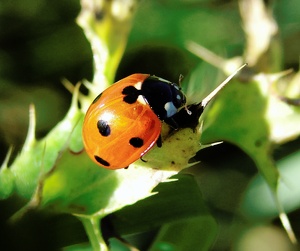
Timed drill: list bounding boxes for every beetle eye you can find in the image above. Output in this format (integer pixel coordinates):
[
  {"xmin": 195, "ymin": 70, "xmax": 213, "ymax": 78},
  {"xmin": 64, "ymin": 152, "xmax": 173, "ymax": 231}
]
[{"xmin": 172, "ymin": 88, "xmax": 186, "ymax": 108}]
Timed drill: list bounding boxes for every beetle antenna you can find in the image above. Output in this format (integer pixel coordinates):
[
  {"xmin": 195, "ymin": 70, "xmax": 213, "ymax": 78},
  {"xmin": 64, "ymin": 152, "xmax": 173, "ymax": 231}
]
[
  {"xmin": 184, "ymin": 104, "xmax": 192, "ymax": 115},
  {"xmin": 178, "ymin": 74, "xmax": 184, "ymax": 86}
]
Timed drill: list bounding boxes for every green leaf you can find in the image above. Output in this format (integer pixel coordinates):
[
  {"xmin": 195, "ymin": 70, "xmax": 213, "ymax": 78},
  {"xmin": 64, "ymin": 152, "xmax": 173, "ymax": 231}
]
[
  {"xmin": 0, "ymin": 148, "xmax": 14, "ymax": 199},
  {"xmin": 241, "ymin": 150, "xmax": 300, "ymax": 219},
  {"xmin": 149, "ymin": 216, "xmax": 217, "ymax": 251},
  {"xmin": 8, "ymin": 103, "xmax": 83, "ymax": 200},
  {"xmin": 200, "ymin": 78, "xmax": 279, "ymax": 190},
  {"xmin": 0, "ymin": 168, "xmax": 14, "ymax": 199},
  {"xmin": 102, "ymin": 174, "xmax": 217, "ymax": 250}
]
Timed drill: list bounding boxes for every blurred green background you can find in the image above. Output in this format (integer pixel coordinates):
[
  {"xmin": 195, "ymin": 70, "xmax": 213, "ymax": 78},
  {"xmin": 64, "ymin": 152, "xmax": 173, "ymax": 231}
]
[
  {"xmin": 0, "ymin": 0, "xmax": 92, "ymax": 162},
  {"xmin": 1, "ymin": 0, "xmax": 299, "ymax": 162},
  {"xmin": 1, "ymin": 0, "xmax": 300, "ymax": 250}
]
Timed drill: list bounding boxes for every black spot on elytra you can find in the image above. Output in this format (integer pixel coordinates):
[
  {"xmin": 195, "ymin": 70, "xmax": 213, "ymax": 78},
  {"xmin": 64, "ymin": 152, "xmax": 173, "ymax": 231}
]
[
  {"xmin": 129, "ymin": 137, "xmax": 144, "ymax": 148},
  {"xmin": 122, "ymin": 86, "xmax": 140, "ymax": 104},
  {"xmin": 95, "ymin": 155, "xmax": 110, "ymax": 167},
  {"xmin": 97, "ymin": 120, "xmax": 111, "ymax": 136}
]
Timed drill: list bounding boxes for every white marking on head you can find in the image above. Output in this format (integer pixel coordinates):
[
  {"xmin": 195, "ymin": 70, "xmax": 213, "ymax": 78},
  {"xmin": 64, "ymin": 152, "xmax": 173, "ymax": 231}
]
[
  {"xmin": 133, "ymin": 81, "xmax": 147, "ymax": 105},
  {"xmin": 137, "ymin": 95, "xmax": 147, "ymax": 105},
  {"xmin": 164, "ymin": 101, "xmax": 177, "ymax": 118},
  {"xmin": 134, "ymin": 81, "xmax": 143, "ymax": 90}
]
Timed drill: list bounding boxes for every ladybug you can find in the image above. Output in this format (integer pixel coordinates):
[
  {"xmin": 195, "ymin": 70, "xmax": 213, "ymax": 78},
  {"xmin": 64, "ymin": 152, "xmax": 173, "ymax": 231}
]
[{"xmin": 82, "ymin": 74, "xmax": 187, "ymax": 169}]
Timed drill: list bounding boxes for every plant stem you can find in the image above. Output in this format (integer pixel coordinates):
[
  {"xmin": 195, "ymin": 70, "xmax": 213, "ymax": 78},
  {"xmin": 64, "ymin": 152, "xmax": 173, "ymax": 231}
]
[{"xmin": 80, "ymin": 216, "xmax": 109, "ymax": 251}]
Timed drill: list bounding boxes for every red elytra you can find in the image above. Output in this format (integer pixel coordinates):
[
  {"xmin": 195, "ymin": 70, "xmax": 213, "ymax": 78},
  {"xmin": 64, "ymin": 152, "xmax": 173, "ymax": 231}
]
[{"xmin": 82, "ymin": 74, "xmax": 162, "ymax": 169}]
